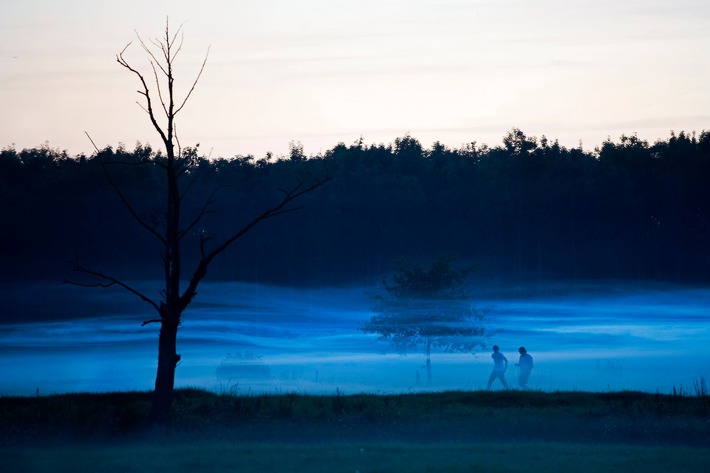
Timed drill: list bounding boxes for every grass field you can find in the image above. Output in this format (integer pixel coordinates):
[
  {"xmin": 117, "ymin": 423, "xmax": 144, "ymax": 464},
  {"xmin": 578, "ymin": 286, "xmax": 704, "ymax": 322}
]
[
  {"xmin": 7, "ymin": 441, "xmax": 710, "ymax": 473},
  {"xmin": 2, "ymin": 389, "xmax": 709, "ymax": 472}
]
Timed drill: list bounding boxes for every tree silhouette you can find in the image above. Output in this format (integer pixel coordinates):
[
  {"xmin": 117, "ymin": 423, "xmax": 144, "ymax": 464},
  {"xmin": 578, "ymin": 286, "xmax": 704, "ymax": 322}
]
[
  {"xmin": 5, "ymin": 128, "xmax": 710, "ymax": 295},
  {"xmin": 362, "ymin": 256, "xmax": 487, "ymax": 385},
  {"xmin": 68, "ymin": 20, "xmax": 330, "ymax": 424}
]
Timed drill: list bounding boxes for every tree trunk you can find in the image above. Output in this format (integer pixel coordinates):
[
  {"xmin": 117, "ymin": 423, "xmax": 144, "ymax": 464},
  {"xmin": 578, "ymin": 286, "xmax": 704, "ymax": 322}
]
[{"xmin": 150, "ymin": 317, "xmax": 180, "ymax": 424}]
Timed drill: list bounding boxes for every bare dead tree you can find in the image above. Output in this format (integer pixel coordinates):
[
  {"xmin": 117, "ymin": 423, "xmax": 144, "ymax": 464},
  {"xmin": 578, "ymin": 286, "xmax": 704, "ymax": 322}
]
[{"xmin": 70, "ymin": 20, "xmax": 330, "ymax": 424}]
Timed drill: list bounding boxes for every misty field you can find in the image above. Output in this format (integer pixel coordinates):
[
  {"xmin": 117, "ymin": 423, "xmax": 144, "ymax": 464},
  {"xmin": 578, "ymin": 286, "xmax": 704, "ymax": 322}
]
[
  {"xmin": 4, "ymin": 280, "xmax": 710, "ymax": 397},
  {"xmin": 2, "ymin": 389, "xmax": 709, "ymax": 472}
]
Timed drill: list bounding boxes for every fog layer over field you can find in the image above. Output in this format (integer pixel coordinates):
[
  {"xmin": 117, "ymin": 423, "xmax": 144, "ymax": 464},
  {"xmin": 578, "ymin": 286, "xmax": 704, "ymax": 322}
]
[{"xmin": 1, "ymin": 280, "xmax": 708, "ymax": 396}]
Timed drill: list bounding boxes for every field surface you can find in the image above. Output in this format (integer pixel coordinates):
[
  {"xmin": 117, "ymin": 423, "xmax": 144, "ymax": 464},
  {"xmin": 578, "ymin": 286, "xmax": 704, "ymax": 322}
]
[{"xmin": 2, "ymin": 389, "xmax": 709, "ymax": 472}]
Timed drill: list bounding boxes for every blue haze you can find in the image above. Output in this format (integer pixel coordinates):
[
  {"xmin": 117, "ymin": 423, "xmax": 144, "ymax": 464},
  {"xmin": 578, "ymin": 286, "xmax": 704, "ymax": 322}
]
[{"xmin": 0, "ymin": 280, "xmax": 708, "ymax": 396}]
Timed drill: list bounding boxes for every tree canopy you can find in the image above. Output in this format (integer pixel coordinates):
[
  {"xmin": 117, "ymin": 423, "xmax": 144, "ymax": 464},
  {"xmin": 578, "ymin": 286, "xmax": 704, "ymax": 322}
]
[
  {"xmin": 2, "ymin": 128, "xmax": 710, "ymax": 286},
  {"xmin": 362, "ymin": 256, "xmax": 486, "ymax": 384}
]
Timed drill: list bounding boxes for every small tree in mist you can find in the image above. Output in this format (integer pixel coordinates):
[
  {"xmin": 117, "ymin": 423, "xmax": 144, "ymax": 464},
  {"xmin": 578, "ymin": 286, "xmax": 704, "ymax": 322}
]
[
  {"xmin": 68, "ymin": 20, "xmax": 330, "ymax": 424},
  {"xmin": 362, "ymin": 255, "xmax": 487, "ymax": 385}
]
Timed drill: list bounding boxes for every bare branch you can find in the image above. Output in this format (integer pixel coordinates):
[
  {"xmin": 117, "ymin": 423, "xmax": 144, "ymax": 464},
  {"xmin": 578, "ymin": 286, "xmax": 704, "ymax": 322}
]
[
  {"xmin": 179, "ymin": 171, "xmax": 332, "ymax": 309},
  {"xmin": 117, "ymin": 45, "xmax": 170, "ymax": 149},
  {"xmin": 84, "ymin": 131, "xmax": 101, "ymax": 154},
  {"xmin": 214, "ymin": 177, "xmax": 327, "ymax": 253},
  {"xmin": 135, "ymin": 100, "xmax": 150, "ymax": 115},
  {"xmin": 174, "ymin": 123, "xmax": 182, "ymax": 158},
  {"xmin": 87, "ymin": 130, "xmax": 158, "ymax": 167},
  {"xmin": 141, "ymin": 319, "xmax": 162, "ymax": 327},
  {"xmin": 152, "ymin": 37, "xmax": 171, "ymax": 71},
  {"xmin": 119, "ymin": 41, "xmax": 132, "ymax": 58},
  {"xmin": 64, "ymin": 279, "xmax": 117, "ymax": 289},
  {"xmin": 139, "ymin": 33, "xmax": 168, "ymax": 77},
  {"xmin": 148, "ymin": 59, "xmax": 169, "ymax": 119},
  {"xmin": 66, "ymin": 264, "xmax": 161, "ymax": 314},
  {"xmin": 175, "ymin": 45, "xmax": 210, "ymax": 116},
  {"xmin": 170, "ymin": 27, "xmax": 185, "ymax": 62},
  {"xmin": 95, "ymin": 151, "xmax": 166, "ymax": 244}
]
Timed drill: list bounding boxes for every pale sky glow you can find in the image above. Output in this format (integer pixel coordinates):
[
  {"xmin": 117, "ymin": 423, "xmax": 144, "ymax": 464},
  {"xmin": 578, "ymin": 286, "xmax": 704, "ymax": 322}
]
[{"xmin": 1, "ymin": 0, "xmax": 709, "ymax": 159}]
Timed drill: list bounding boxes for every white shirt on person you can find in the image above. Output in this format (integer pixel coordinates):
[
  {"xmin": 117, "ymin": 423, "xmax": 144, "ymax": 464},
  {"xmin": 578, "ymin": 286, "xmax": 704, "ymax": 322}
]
[{"xmin": 492, "ymin": 352, "xmax": 507, "ymax": 372}]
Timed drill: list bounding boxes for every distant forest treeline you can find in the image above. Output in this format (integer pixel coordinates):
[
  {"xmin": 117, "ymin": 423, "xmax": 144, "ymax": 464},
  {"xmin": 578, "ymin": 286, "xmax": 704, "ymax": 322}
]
[{"xmin": 2, "ymin": 129, "xmax": 709, "ymax": 286}]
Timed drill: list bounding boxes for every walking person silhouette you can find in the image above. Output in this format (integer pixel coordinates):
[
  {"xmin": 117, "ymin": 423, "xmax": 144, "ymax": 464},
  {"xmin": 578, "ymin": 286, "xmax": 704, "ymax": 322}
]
[
  {"xmin": 487, "ymin": 345, "xmax": 509, "ymax": 389},
  {"xmin": 516, "ymin": 346, "xmax": 534, "ymax": 388}
]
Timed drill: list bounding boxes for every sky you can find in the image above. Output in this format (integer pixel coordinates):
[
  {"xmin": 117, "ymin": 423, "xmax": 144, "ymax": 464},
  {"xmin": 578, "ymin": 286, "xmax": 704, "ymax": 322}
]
[{"xmin": 1, "ymin": 0, "xmax": 709, "ymax": 159}]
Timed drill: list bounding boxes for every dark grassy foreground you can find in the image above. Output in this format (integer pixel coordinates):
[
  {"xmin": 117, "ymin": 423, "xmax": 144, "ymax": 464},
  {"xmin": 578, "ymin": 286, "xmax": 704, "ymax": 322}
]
[{"xmin": 2, "ymin": 389, "xmax": 710, "ymax": 472}]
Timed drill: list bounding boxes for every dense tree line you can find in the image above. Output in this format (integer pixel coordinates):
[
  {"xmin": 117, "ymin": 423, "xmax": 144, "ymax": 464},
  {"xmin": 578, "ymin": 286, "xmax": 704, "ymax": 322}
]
[{"xmin": 2, "ymin": 128, "xmax": 709, "ymax": 286}]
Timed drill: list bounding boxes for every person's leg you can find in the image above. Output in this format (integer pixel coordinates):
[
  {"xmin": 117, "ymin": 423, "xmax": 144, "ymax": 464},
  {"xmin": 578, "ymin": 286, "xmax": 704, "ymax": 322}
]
[
  {"xmin": 487, "ymin": 371, "xmax": 497, "ymax": 389},
  {"xmin": 500, "ymin": 372, "xmax": 508, "ymax": 389},
  {"xmin": 519, "ymin": 370, "xmax": 530, "ymax": 388}
]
